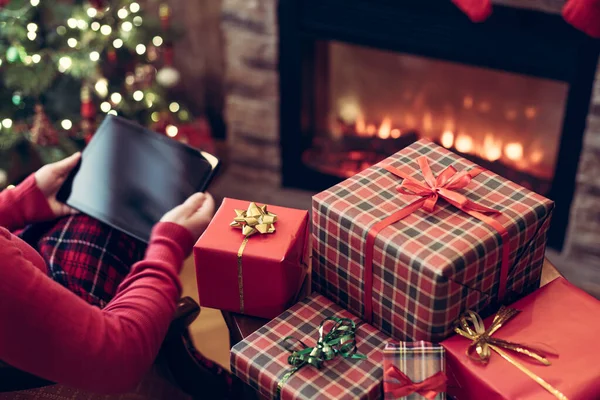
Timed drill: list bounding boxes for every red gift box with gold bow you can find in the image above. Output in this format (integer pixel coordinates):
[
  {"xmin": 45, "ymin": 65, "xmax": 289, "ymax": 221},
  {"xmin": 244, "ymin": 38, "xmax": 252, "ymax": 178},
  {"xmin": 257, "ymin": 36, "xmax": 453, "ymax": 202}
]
[
  {"xmin": 312, "ymin": 139, "xmax": 554, "ymax": 342},
  {"xmin": 442, "ymin": 277, "xmax": 600, "ymax": 399},
  {"xmin": 194, "ymin": 198, "xmax": 309, "ymax": 318}
]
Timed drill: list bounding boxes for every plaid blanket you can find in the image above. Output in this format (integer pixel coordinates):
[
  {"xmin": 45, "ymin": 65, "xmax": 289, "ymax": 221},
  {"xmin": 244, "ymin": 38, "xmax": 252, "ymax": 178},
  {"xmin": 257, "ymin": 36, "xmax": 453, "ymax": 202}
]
[
  {"xmin": 18, "ymin": 214, "xmax": 147, "ymax": 308},
  {"xmin": 17, "ymin": 214, "xmax": 234, "ymax": 395}
]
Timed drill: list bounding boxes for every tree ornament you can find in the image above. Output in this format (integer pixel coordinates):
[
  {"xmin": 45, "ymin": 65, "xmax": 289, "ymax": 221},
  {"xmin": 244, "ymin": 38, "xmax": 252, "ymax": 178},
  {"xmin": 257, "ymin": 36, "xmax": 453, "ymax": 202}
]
[
  {"xmin": 0, "ymin": 0, "xmax": 10, "ymax": 9},
  {"xmin": 89, "ymin": 0, "xmax": 106, "ymax": 10},
  {"xmin": 30, "ymin": 104, "xmax": 59, "ymax": 146},
  {"xmin": 156, "ymin": 66, "xmax": 180, "ymax": 88},
  {"xmin": 0, "ymin": 168, "xmax": 7, "ymax": 188},
  {"xmin": 107, "ymin": 49, "xmax": 117, "ymax": 63},
  {"xmin": 6, "ymin": 47, "xmax": 19, "ymax": 63},
  {"xmin": 80, "ymin": 85, "xmax": 96, "ymax": 120},
  {"xmin": 159, "ymin": 3, "xmax": 170, "ymax": 31}
]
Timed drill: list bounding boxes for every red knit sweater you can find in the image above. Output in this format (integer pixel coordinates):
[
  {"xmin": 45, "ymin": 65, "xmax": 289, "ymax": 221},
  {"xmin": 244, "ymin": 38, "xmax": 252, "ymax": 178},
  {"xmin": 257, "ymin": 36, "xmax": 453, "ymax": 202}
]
[{"xmin": 0, "ymin": 175, "xmax": 195, "ymax": 393}]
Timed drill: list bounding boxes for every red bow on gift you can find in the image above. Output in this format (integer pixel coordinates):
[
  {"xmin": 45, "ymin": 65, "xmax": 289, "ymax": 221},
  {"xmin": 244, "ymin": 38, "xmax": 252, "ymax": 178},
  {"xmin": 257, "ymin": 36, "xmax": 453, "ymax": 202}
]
[
  {"xmin": 384, "ymin": 365, "xmax": 447, "ymax": 400},
  {"xmin": 395, "ymin": 156, "xmax": 500, "ymax": 214}
]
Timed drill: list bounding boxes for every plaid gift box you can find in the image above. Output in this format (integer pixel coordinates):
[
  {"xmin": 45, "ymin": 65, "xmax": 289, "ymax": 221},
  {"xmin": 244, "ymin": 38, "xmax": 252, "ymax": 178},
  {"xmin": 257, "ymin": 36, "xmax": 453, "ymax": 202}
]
[
  {"xmin": 231, "ymin": 293, "xmax": 390, "ymax": 400},
  {"xmin": 383, "ymin": 342, "xmax": 446, "ymax": 400},
  {"xmin": 312, "ymin": 139, "xmax": 554, "ymax": 342}
]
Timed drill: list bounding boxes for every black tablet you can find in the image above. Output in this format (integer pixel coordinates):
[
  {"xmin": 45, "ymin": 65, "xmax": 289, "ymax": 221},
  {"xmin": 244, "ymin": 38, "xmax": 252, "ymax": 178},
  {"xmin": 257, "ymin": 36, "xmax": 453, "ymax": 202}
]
[{"xmin": 57, "ymin": 115, "xmax": 220, "ymax": 243}]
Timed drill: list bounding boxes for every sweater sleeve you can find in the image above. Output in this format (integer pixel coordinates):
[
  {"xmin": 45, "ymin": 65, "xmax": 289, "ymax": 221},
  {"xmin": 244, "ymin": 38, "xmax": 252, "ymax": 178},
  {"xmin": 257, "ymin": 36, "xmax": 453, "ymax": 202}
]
[
  {"xmin": 0, "ymin": 174, "xmax": 54, "ymax": 232},
  {"xmin": 0, "ymin": 221, "xmax": 195, "ymax": 394}
]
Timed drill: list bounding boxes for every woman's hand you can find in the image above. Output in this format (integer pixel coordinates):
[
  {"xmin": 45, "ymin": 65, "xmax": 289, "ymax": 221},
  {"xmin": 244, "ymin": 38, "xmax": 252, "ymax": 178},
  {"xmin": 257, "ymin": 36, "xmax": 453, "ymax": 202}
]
[
  {"xmin": 160, "ymin": 192, "xmax": 215, "ymax": 240},
  {"xmin": 34, "ymin": 152, "xmax": 81, "ymax": 218}
]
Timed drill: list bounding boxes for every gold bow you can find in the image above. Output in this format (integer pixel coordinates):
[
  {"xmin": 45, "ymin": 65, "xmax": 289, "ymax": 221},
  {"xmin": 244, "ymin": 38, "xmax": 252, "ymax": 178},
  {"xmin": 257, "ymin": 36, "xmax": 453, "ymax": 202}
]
[
  {"xmin": 455, "ymin": 307, "xmax": 568, "ymax": 400},
  {"xmin": 230, "ymin": 202, "xmax": 277, "ymax": 313},
  {"xmin": 230, "ymin": 202, "xmax": 277, "ymax": 237}
]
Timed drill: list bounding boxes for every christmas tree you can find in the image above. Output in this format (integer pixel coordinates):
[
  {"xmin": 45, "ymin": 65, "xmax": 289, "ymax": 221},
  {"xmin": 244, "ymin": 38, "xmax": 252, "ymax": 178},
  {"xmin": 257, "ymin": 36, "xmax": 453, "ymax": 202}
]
[{"xmin": 0, "ymin": 0, "xmax": 212, "ymax": 189}]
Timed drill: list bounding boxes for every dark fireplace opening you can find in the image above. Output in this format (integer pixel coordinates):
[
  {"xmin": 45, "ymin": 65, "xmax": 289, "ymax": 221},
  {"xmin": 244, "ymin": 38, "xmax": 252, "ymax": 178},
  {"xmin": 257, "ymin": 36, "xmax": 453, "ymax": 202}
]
[{"xmin": 279, "ymin": 0, "xmax": 600, "ymax": 251}]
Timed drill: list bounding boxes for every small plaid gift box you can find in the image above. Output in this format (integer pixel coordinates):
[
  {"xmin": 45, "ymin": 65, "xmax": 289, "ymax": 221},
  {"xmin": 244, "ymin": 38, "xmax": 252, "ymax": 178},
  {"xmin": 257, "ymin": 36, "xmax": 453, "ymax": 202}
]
[
  {"xmin": 312, "ymin": 139, "xmax": 554, "ymax": 342},
  {"xmin": 231, "ymin": 293, "xmax": 390, "ymax": 400},
  {"xmin": 383, "ymin": 342, "xmax": 446, "ymax": 400}
]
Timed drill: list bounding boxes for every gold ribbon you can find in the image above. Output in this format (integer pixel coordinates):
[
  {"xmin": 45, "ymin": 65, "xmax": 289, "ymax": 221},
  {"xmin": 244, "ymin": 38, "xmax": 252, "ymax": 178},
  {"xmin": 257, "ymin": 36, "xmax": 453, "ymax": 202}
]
[
  {"xmin": 230, "ymin": 202, "xmax": 277, "ymax": 313},
  {"xmin": 455, "ymin": 307, "xmax": 568, "ymax": 400}
]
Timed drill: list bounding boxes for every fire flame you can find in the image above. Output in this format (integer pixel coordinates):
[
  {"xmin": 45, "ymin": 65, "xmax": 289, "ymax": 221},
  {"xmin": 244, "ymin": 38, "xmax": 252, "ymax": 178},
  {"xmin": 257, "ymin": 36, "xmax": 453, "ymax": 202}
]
[
  {"xmin": 378, "ymin": 117, "xmax": 392, "ymax": 139},
  {"xmin": 342, "ymin": 109, "xmax": 547, "ymax": 178}
]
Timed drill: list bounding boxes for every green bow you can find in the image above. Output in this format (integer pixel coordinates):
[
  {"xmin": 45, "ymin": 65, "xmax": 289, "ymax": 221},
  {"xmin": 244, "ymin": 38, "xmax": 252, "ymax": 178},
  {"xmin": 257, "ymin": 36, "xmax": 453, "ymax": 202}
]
[{"xmin": 276, "ymin": 317, "xmax": 367, "ymax": 398}]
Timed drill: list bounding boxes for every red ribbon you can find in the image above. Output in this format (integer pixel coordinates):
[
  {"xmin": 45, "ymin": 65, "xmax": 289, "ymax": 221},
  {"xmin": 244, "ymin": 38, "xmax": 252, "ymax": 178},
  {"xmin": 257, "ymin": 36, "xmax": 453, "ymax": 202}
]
[
  {"xmin": 384, "ymin": 365, "xmax": 447, "ymax": 399},
  {"xmin": 364, "ymin": 156, "xmax": 510, "ymax": 324}
]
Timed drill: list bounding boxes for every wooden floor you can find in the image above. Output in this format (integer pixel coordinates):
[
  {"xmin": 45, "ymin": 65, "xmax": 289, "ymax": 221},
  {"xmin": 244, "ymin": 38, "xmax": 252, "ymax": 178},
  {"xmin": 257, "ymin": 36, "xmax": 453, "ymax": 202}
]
[{"xmin": 180, "ymin": 256, "xmax": 231, "ymax": 370}]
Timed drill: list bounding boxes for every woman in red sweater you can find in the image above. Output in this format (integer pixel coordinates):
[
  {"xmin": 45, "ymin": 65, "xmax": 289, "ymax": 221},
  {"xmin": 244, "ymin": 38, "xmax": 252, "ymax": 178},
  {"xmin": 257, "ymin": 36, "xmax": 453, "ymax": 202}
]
[{"xmin": 0, "ymin": 152, "xmax": 215, "ymax": 393}]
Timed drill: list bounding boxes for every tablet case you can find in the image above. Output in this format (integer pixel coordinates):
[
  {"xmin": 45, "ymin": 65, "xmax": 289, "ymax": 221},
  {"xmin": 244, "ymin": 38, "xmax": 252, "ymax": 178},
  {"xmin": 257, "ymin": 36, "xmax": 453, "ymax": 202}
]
[{"xmin": 57, "ymin": 115, "xmax": 220, "ymax": 243}]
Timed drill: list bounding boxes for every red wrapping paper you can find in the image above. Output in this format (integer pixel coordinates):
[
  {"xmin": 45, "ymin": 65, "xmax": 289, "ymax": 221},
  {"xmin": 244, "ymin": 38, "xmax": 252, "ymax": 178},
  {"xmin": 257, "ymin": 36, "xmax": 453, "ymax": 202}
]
[
  {"xmin": 442, "ymin": 278, "xmax": 600, "ymax": 399},
  {"xmin": 194, "ymin": 198, "xmax": 309, "ymax": 318}
]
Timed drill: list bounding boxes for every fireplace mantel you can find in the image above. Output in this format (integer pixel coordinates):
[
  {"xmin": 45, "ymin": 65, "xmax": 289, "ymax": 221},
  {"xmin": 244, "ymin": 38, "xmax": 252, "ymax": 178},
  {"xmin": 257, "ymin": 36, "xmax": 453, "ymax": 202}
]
[{"xmin": 219, "ymin": 0, "xmax": 600, "ymax": 297}]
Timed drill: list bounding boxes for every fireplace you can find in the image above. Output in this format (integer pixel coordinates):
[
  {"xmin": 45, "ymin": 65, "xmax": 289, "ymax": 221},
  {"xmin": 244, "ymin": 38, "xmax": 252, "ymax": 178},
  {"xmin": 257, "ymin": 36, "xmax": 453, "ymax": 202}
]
[
  {"xmin": 219, "ymin": 0, "xmax": 600, "ymax": 296},
  {"xmin": 278, "ymin": 0, "xmax": 600, "ymax": 251}
]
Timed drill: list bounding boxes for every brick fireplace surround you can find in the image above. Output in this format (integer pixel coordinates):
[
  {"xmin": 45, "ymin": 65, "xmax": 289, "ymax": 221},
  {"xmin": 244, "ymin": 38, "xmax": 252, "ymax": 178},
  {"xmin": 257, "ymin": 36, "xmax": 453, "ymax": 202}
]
[{"xmin": 213, "ymin": 0, "xmax": 600, "ymax": 297}]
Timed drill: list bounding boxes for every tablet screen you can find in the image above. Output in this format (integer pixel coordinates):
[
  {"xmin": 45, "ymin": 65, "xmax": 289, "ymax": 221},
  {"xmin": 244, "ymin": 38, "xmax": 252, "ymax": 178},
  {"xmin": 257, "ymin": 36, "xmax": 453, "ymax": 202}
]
[{"xmin": 58, "ymin": 115, "xmax": 219, "ymax": 243}]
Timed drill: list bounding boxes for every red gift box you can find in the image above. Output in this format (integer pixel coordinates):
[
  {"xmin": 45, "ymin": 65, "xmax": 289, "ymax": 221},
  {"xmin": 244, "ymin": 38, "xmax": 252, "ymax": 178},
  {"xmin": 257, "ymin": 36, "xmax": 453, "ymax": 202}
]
[
  {"xmin": 312, "ymin": 139, "xmax": 554, "ymax": 342},
  {"xmin": 194, "ymin": 198, "xmax": 309, "ymax": 318},
  {"xmin": 231, "ymin": 293, "xmax": 390, "ymax": 400},
  {"xmin": 442, "ymin": 278, "xmax": 600, "ymax": 399}
]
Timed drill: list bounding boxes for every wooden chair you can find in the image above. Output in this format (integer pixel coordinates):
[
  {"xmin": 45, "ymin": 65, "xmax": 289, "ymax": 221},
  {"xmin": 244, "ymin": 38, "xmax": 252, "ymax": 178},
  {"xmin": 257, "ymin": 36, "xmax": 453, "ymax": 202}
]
[{"xmin": 0, "ymin": 297, "xmax": 230, "ymax": 399}]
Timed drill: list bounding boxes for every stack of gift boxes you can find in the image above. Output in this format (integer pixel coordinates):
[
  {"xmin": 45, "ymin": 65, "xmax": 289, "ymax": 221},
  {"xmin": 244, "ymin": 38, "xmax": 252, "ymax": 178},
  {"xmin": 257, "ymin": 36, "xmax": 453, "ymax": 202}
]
[{"xmin": 194, "ymin": 140, "xmax": 600, "ymax": 399}]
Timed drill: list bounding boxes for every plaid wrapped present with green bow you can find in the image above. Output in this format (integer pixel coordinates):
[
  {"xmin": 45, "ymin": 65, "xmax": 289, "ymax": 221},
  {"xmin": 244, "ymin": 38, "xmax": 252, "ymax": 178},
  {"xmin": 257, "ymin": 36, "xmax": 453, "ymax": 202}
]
[
  {"xmin": 230, "ymin": 293, "xmax": 390, "ymax": 400},
  {"xmin": 312, "ymin": 139, "xmax": 554, "ymax": 342},
  {"xmin": 383, "ymin": 342, "xmax": 446, "ymax": 400}
]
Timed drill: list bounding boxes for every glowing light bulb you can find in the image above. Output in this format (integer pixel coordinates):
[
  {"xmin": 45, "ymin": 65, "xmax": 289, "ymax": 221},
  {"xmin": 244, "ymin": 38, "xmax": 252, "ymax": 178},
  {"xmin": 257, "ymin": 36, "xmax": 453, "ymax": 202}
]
[
  {"xmin": 30, "ymin": 0, "xmax": 39, "ymax": 6},
  {"xmin": 89, "ymin": 51, "xmax": 100, "ymax": 61},
  {"xmin": 58, "ymin": 56, "xmax": 72, "ymax": 72},
  {"xmin": 166, "ymin": 125, "xmax": 178, "ymax": 137},
  {"xmin": 27, "ymin": 31, "xmax": 36, "ymax": 41},
  {"xmin": 135, "ymin": 44, "xmax": 146, "ymax": 55},
  {"xmin": 146, "ymin": 93, "xmax": 155, "ymax": 102},
  {"xmin": 133, "ymin": 90, "xmax": 144, "ymax": 101},
  {"xmin": 100, "ymin": 25, "xmax": 112, "ymax": 35},
  {"xmin": 24, "ymin": 56, "xmax": 32, "ymax": 64},
  {"xmin": 129, "ymin": 2, "xmax": 140, "ymax": 12},
  {"xmin": 27, "ymin": 23, "xmax": 38, "ymax": 32},
  {"xmin": 2, "ymin": 119, "xmax": 13, "ymax": 128},
  {"xmin": 151, "ymin": 112, "xmax": 160, "ymax": 122},
  {"xmin": 57, "ymin": 26, "xmax": 67, "ymax": 35},
  {"xmin": 133, "ymin": 16, "xmax": 142, "ymax": 26},
  {"xmin": 118, "ymin": 8, "xmax": 128, "ymax": 19},
  {"xmin": 87, "ymin": 8, "xmax": 97, "ymax": 18},
  {"xmin": 113, "ymin": 38, "xmax": 123, "ymax": 48},
  {"xmin": 169, "ymin": 102, "xmax": 180, "ymax": 112},
  {"xmin": 77, "ymin": 19, "xmax": 87, "ymax": 30},
  {"xmin": 67, "ymin": 18, "xmax": 77, "ymax": 29},
  {"xmin": 108, "ymin": 110, "xmax": 117, "ymax": 115},
  {"xmin": 61, "ymin": 119, "xmax": 72, "ymax": 130},
  {"xmin": 67, "ymin": 38, "xmax": 77, "ymax": 48},
  {"xmin": 110, "ymin": 93, "xmax": 122, "ymax": 104},
  {"xmin": 94, "ymin": 78, "xmax": 108, "ymax": 97},
  {"xmin": 100, "ymin": 102, "xmax": 111, "ymax": 112},
  {"xmin": 125, "ymin": 74, "xmax": 135, "ymax": 85},
  {"xmin": 121, "ymin": 21, "xmax": 133, "ymax": 32},
  {"xmin": 91, "ymin": 22, "xmax": 100, "ymax": 31},
  {"xmin": 152, "ymin": 36, "xmax": 163, "ymax": 46},
  {"xmin": 31, "ymin": 54, "xmax": 41, "ymax": 63}
]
